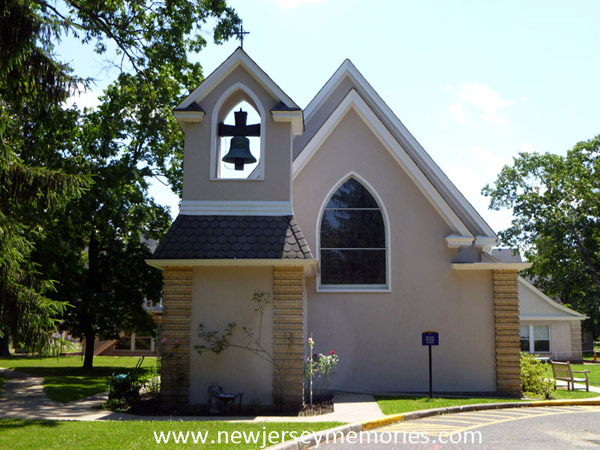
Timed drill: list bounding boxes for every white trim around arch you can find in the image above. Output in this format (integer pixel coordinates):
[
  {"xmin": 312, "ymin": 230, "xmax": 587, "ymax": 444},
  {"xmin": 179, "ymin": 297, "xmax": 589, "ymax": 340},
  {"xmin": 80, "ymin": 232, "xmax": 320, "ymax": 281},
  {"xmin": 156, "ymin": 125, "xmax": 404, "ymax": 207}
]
[
  {"xmin": 210, "ymin": 82, "xmax": 267, "ymax": 181},
  {"xmin": 294, "ymin": 89, "xmax": 475, "ymax": 239},
  {"xmin": 315, "ymin": 171, "xmax": 391, "ymax": 293}
]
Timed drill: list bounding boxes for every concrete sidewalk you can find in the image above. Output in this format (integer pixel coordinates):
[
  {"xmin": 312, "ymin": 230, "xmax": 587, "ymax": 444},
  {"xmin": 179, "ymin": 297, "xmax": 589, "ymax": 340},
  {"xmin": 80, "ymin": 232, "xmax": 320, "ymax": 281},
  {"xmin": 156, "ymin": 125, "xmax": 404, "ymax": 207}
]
[
  {"xmin": 0, "ymin": 367, "xmax": 117, "ymax": 420},
  {"xmin": 0, "ymin": 367, "xmax": 384, "ymax": 422},
  {"xmin": 554, "ymin": 379, "xmax": 600, "ymax": 393},
  {"xmin": 1, "ymin": 366, "xmax": 599, "ymax": 423}
]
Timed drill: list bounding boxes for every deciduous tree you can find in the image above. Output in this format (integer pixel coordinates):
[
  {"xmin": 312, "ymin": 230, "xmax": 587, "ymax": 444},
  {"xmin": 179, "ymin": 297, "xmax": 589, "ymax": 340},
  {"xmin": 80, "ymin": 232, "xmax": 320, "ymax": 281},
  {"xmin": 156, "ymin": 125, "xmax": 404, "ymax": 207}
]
[
  {"xmin": 483, "ymin": 136, "xmax": 600, "ymax": 336},
  {"xmin": 1, "ymin": 0, "xmax": 241, "ymax": 365}
]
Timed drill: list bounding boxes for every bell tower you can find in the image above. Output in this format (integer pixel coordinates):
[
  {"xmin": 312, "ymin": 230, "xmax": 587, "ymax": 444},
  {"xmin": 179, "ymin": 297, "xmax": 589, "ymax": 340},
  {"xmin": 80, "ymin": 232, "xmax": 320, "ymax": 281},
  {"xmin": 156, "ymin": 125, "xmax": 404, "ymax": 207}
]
[
  {"xmin": 171, "ymin": 48, "xmax": 304, "ymax": 215},
  {"xmin": 150, "ymin": 48, "xmax": 315, "ymax": 410}
]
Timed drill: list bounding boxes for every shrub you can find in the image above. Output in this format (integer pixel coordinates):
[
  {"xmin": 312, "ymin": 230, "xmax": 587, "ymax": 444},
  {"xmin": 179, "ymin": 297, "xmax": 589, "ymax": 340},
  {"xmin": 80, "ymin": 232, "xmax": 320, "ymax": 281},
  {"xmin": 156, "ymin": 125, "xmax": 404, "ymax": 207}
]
[
  {"xmin": 520, "ymin": 352, "xmax": 553, "ymax": 398},
  {"xmin": 103, "ymin": 397, "xmax": 129, "ymax": 412}
]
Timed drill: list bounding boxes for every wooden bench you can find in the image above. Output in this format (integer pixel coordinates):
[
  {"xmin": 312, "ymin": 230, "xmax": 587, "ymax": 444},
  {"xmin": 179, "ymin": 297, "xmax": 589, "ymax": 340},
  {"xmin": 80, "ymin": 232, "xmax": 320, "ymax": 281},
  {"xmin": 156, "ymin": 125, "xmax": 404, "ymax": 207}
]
[{"xmin": 550, "ymin": 361, "xmax": 590, "ymax": 391}]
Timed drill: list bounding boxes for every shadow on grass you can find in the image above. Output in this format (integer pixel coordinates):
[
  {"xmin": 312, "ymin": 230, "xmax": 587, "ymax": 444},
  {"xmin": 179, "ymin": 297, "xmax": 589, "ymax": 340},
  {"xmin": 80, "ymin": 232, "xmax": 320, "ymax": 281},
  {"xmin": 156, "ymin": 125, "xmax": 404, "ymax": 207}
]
[
  {"xmin": 0, "ymin": 419, "xmax": 63, "ymax": 430},
  {"xmin": 0, "ymin": 359, "xmax": 155, "ymax": 403}
]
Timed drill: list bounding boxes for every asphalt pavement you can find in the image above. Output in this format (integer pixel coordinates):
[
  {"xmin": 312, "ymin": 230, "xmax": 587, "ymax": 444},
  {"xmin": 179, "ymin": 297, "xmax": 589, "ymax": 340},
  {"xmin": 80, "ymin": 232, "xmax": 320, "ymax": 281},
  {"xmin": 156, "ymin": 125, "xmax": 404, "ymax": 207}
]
[{"xmin": 314, "ymin": 405, "xmax": 600, "ymax": 449}]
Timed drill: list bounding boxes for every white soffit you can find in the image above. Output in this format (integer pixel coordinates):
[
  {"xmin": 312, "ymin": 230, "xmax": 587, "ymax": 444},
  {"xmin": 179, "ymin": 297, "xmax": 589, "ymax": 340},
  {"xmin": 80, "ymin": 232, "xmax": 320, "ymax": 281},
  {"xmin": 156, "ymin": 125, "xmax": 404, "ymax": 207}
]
[
  {"xmin": 293, "ymin": 89, "xmax": 473, "ymax": 238},
  {"xmin": 300, "ymin": 59, "xmax": 497, "ymax": 239},
  {"xmin": 444, "ymin": 234, "xmax": 475, "ymax": 248},
  {"xmin": 146, "ymin": 258, "xmax": 318, "ymax": 276},
  {"xmin": 271, "ymin": 110, "xmax": 304, "ymax": 135},
  {"xmin": 173, "ymin": 110, "xmax": 205, "ymax": 126},
  {"xmin": 520, "ymin": 316, "xmax": 584, "ymax": 322},
  {"xmin": 473, "ymin": 235, "xmax": 498, "ymax": 251},
  {"xmin": 451, "ymin": 262, "xmax": 533, "ymax": 271},
  {"xmin": 177, "ymin": 48, "xmax": 299, "ymax": 111}
]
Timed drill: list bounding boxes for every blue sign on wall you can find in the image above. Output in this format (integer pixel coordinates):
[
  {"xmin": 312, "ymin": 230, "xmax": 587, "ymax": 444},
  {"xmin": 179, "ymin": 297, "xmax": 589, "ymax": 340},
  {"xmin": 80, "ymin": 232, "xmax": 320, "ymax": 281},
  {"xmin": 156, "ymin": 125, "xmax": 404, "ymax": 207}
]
[{"xmin": 422, "ymin": 331, "xmax": 439, "ymax": 346}]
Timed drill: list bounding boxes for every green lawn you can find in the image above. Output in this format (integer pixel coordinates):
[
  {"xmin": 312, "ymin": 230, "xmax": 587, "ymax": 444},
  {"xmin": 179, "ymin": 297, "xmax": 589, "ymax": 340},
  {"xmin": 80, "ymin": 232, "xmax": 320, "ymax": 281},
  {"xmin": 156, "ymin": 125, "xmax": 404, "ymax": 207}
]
[
  {"xmin": 375, "ymin": 389, "xmax": 599, "ymax": 415},
  {"xmin": 0, "ymin": 420, "xmax": 343, "ymax": 450},
  {"xmin": 375, "ymin": 396, "xmax": 522, "ymax": 415},
  {"xmin": 544, "ymin": 363, "xmax": 600, "ymax": 387},
  {"xmin": 524, "ymin": 390, "xmax": 598, "ymax": 400},
  {"xmin": 582, "ymin": 342, "xmax": 600, "ymax": 360},
  {"xmin": 0, "ymin": 356, "xmax": 156, "ymax": 403}
]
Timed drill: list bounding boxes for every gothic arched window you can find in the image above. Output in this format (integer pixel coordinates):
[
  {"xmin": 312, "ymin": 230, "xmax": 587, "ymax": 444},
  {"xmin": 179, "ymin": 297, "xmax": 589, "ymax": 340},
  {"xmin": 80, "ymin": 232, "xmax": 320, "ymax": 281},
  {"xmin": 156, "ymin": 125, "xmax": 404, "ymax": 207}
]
[{"xmin": 319, "ymin": 178, "xmax": 387, "ymax": 288}]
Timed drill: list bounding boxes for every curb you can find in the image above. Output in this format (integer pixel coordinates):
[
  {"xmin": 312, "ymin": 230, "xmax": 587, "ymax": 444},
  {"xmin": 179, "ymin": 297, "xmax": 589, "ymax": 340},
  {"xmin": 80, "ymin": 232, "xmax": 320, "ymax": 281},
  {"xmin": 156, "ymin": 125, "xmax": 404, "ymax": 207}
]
[{"xmin": 269, "ymin": 397, "xmax": 600, "ymax": 449}]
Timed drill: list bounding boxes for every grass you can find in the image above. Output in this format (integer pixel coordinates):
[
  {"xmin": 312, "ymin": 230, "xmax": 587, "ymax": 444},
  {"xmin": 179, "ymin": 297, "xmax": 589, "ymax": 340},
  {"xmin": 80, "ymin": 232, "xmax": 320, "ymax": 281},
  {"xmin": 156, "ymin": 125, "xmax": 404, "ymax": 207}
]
[
  {"xmin": 0, "ymin": 376, "xmax": 5, "ymax": 396},
  {"xmin": 582, "ymin": 342, "xmax": 600, "ymax": 360},
  {"xmin": 0, "ymin": 356, "xmax": 156, "ymax": 403},
  {"xmin": 375, "ymin": 395, "xmax": 523, "ymax": 415},
  {"xmin": 544, "ymin": 363, "xmax": 600, "ymax": 387},
  {"xmin": 376, "ymin": 388, "xmax": 599, "ymax": 415},
  {"xmin": 0, "ymin": 420, "xmax": 343, "ymax": 450},
  {"xmin": 524, "ymin": 390, "xmax": 598, "ymax": 400}
]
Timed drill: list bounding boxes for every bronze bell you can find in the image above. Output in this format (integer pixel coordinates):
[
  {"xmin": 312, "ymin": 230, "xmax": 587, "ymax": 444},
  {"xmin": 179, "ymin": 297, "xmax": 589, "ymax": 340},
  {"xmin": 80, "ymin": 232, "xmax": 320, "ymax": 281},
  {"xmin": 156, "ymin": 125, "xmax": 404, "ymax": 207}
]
[{"xmin": 222, "ymin": 135, "xmax": 257, "ymax": 170}]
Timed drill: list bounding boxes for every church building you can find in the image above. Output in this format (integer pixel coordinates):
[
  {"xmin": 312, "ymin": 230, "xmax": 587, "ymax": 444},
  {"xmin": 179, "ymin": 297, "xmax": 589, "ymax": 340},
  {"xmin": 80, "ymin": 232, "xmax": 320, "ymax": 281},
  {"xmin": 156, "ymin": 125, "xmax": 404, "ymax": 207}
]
[{"xmin": 148, "ymin": 48, "xmax": 529, "ymax": 408}]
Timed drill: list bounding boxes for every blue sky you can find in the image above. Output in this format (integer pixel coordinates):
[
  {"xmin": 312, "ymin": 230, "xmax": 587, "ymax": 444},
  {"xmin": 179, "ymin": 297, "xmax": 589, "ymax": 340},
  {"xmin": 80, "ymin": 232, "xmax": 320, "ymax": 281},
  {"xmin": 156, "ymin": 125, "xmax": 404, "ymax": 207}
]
[{"xmin": 61, "ymin": 0, "xmax": 600, "ymax": 235}]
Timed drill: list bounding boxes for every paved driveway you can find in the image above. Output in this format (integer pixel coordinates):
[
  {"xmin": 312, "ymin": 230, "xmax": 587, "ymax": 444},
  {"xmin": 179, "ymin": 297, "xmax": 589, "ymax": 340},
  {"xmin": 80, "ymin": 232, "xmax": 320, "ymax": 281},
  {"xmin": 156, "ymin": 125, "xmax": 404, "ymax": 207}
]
[{"xmin": 316, "ymin": 405, "xmax": 600, "ymax": 449}]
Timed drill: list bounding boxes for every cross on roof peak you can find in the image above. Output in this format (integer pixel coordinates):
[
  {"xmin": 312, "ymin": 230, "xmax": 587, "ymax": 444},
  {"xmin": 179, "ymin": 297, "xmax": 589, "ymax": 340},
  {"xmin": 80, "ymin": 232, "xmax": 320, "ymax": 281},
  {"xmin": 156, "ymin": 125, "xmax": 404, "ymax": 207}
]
[{"xmin": 234, "ymin": 25, "xmax": 250, "ymax": 49}]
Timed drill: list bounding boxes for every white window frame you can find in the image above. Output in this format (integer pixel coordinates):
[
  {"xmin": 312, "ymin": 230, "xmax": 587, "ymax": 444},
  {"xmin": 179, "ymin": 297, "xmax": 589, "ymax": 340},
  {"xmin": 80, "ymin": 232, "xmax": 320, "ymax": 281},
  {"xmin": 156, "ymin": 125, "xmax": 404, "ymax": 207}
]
[
  {"xmin": 520, "ymin": 325, "xmax": 551, "ymax": 354},
  {"xmin": 316, "ymin": 172, "xmax": 390, "ymax": 292},
  {"xmin": 115, "ymin": 332, "xmax": 156, "ymax": 352}
]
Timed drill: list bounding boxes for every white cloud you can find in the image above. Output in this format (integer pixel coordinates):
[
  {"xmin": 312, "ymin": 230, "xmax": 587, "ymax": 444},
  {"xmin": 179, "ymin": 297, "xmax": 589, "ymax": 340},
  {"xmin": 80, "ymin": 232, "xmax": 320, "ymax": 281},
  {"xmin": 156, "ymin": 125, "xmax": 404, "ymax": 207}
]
[
  {"xmin": 447, "ymin": 103, "xmax": 466, "ymax": 123},
  {"xmin": 276, "ymin": 0, "xmax": 323, "ymax": 8},
  {"xmin": 448, "ymin": 83, "xmax": 515, "ymax": 123},
  {"xmin": 65, "ymin": 86, "xmax": 101, "ymax": 111},
  {"xmin": 446, "ymin": 162, "xmax": 513, "ymax": 233},
  {"xmin": 519, "ymin": 142, "xmax": 538, "ymax": 154},
  {"xmin": 468, "ymin": 146, "xmax": 510, "ymax": 178}
]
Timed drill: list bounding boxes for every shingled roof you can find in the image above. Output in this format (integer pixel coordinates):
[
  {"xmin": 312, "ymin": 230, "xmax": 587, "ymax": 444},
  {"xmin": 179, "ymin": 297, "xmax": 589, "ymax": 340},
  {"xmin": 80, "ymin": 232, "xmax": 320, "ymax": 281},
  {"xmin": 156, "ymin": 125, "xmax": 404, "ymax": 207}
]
[{"xmin": 152, "ymin": 215, "xmax": 313, "ymax": 260}]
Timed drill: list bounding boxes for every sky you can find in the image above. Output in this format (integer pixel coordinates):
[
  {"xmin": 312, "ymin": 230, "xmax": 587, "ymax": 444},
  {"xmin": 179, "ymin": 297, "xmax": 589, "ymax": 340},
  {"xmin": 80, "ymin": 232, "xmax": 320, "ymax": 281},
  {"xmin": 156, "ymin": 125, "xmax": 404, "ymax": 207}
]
[{"xmin": 61, "ymin": 0, "xmax": 600, "ymax": 236}]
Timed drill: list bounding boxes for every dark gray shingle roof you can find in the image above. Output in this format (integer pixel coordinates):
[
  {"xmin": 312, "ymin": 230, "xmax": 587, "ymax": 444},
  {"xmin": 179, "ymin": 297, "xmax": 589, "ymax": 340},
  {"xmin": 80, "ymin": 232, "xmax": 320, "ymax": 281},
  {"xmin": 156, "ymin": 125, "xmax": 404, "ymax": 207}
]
[
  {"xmin": 491, "ymin": 248, "xmax": 523, "ymax": 263},
  {"xmin": 173, "ymin": 101, "xmax": 204, "ymax": 112},
  {"xmin": 152, "ymin": 215, "xmax": 313, "ymax": 260},
  {"xmin": 271, "ymin": 101, "xmax": 301, "ymax": 112}
]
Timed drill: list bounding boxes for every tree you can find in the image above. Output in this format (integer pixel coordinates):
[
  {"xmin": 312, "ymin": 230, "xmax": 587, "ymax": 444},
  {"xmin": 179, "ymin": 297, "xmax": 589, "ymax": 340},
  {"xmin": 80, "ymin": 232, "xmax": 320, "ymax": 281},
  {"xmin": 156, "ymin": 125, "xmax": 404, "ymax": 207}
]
[
  {"xmin": 0, "ymin": 0, "xmax": 90, "ymax": 355},
  {"xmin": 1, "ymin": 0, "xmax": 241, "ymax": 365},
  {"xmin": 483, "ymin": 136, "xmax": 600, "ymax": 336}
]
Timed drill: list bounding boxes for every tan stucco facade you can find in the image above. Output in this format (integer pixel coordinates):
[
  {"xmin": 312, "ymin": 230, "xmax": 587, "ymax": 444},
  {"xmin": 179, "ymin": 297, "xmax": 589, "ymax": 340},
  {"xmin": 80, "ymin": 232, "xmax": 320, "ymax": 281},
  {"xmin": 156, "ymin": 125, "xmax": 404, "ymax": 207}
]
[
  {"xmin": 293, "ymin": 108, "xmax": 498, "ymax": 393},
  {"xmin": 181, "ymin": 65, "xmax": 293, "ymax": 203},
  {"xmin": 189, "ymin": 266, "xmax": 275, "ymax": 405},
  {"xmin": 187, "ymin": 265, "xmax": 307, "ymax": 407}
]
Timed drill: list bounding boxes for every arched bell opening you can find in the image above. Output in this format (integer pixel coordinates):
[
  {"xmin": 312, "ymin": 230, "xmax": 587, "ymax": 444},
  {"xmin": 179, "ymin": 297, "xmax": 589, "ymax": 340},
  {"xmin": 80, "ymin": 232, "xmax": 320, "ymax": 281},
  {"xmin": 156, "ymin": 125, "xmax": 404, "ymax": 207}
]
[
  {"xmin": 218, "ymin": 101, "xmax": 261, "ymax": 179},
  {"xmin": 214, "ymin": 86, "xmax": 265, "ymax": 180}
]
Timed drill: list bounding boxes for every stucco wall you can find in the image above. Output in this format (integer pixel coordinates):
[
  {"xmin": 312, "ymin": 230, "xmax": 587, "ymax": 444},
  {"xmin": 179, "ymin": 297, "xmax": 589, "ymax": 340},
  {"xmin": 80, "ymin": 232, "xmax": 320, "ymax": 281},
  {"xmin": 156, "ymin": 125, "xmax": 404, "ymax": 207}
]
[
  {"xmin": 189, "ymin": 266, "xmax": 274, "ymax": 405},
  {"xmin": 518, "ymin": 279, "xmax": 582, "ymax": 356},
  {"xmin": 182, "ymin": 66, "xmax": 292, "ymax": 203},
  {"xmin": 520, "ymin": 320, "xmax": 573, "ymax": 355},
  {"xmin": 293, "ymin": 108, "xmax": 496, "ymax": 392},
  {"xmin": 519, "ymin": 282, "xmax": 565, "ymax": 316}
]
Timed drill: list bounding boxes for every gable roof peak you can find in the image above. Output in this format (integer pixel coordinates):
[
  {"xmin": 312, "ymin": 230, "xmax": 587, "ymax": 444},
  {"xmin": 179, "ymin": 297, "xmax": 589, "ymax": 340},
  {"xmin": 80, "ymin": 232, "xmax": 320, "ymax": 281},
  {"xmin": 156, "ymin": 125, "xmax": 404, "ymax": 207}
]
[
  {"xmin": 296, "ymin": 59, "xmax": 497, "ymax": 240},
  {"xmin": 177, "ymin": 47, "xmax": 300, "ymax": 111}
]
